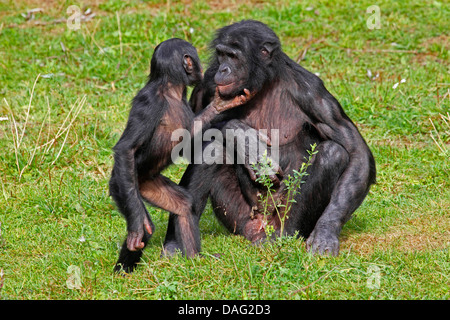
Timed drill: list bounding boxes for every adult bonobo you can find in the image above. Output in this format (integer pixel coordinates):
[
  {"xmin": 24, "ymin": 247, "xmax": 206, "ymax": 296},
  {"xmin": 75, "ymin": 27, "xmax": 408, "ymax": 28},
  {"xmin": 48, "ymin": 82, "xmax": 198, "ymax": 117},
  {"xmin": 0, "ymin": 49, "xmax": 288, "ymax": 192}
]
[{"xmin": 163, "ymin": 20, "xmax": 376, "ymax": 256}]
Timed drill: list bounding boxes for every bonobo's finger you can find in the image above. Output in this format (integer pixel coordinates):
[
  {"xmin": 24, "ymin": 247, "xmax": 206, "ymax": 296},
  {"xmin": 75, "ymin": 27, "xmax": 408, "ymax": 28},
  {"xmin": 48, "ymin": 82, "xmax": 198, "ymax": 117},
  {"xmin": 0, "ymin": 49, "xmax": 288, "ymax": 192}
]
[
  {"xmin": 244, "ymin": 163, "xmax": 257, "ymax": 181},
  {"xmin": 243, "ymin": 88, "xmax": 257, "ymax": 100},
  {"xmin": 268, "ymin": 174, "xmax": 281, "ymax": 188},
  {"xmin": 256, "ymin": 131, "xmax": 272, "ymax": 146},
  {"xmin": 127, "ymin": 232, "xmax": 144, "ymax": 251},
  {"xmin": 144, "ymin": 218, "xmax": 153, "ymax": 235},
  {"xmin": 237, "ymin": 89, "xmax": 249, "ymax": 104},
  {"xmin": 242, "ymin": 88, "xmax": 252, "ymax": 101},
  {"xmin": 127, "ymin": 236, "xmax": 137, "ymax": 251}
]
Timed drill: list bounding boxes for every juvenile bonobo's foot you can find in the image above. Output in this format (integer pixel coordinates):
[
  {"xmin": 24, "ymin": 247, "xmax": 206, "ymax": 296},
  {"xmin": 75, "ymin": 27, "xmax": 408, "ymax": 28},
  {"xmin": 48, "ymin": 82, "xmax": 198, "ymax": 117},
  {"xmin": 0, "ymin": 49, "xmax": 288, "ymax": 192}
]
[
  {"xmin": 126, "ymin": 215, "xmax": 153, "ymax": 251},
  {"xmin": 306, "ymin": 227, "xmax": 340, "ymax": 256},
  {"xmin": 213, "ymin": 88, "xmax": 255, "ymax": 113},
  {"xmin": 160, "ymin": 241, "xmax": 182, "ymax": 258},
  {"xmin": 114, "ymin": 247, "xmax": 143, "ymax": 274},
  {"xmin": 115, "ymin": 216, "xmax": 153, "ymax": 274}
]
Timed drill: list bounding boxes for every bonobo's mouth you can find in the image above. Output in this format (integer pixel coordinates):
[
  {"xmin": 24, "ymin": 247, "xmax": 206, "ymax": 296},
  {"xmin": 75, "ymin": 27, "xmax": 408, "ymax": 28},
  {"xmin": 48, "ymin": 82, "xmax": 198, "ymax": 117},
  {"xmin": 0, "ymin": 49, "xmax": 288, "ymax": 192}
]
[
  {"xmin": 216, "ymin": 83, "xmax": 236, "ymax": 96},
  {"xmin": 217, "ymin": 83, "xmax": 234, "ymax": 91},
  {"xmin": 216, "ymin": 80, "xmax": 244, "ymax": 98}
]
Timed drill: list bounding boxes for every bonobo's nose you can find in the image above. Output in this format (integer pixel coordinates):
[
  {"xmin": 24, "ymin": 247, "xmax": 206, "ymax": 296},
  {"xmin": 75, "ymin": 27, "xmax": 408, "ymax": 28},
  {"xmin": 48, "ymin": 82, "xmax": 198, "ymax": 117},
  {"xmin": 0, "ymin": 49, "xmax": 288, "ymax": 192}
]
[{"xmin": 220, "ymin": 65, "xmax": 231, "ymax": 76}]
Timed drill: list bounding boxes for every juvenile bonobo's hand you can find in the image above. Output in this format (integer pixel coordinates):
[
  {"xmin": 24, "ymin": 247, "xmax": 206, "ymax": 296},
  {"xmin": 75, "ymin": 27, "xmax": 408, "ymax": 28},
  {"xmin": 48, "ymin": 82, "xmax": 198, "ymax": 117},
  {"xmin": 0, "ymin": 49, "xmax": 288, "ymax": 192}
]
[
  {"xmin": 213, "ymin": 88, "xmax": 255, "ymax": 113},
  {"xmin": 127, "ymin": 215, "xmax": 152, "ymax": 251}
]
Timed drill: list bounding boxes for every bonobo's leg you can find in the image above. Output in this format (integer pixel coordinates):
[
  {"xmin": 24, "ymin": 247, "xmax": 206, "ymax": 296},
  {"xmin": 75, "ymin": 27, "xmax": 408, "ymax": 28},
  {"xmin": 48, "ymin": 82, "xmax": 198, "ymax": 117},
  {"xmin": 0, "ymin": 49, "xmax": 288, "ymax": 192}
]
[
  {"xmin": 139, "ymin": 175, "xmax": 192, "ymax": 217},
  {"xmin": 282, "ymin": 141, "xmax": 350, "ymax": 255},
  {"xmin": 111, "ymin": 171, "xmax": 154, "ymax": 273},
  {"xmin": 139, "ymin": 174, "xmax": 200, "ymax": 257},
  {"xmin": 162, "ymin": 164, "xmax": 217, "ymax": 256},
  {"xmin": 222, "ymin": 119, "xmax": 283, "ymax": 210},
  {"xmin": 209, "ymin": 164, "xmax": 266, "ymax": 242}
]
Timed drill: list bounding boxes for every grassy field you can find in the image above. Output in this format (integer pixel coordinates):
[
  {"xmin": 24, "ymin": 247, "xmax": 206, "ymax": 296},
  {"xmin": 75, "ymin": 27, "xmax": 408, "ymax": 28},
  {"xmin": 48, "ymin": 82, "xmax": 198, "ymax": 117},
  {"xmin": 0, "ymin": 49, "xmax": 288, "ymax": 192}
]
[{"xmin": 0, "ymin": 0, "xmax": 448, "ymax": 300}]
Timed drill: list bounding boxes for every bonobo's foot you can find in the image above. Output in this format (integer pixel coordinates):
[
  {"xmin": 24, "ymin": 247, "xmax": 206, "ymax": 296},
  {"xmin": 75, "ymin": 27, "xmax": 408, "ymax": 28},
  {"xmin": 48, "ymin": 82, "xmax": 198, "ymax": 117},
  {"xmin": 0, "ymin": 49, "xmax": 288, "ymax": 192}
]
[
  {"xmin": 306, "ymin": 227, "xmax": 340, "ymax": 256},
  {"xmin": 161, "ymin": 241, "xmax": 182, "ymax": 258},
  {"xmin": 114, "ymin": 247, "xmax": 143, "ymax": 274},
  {"xmin": 115, "ymin": 215, "xmax": 153, "ymax": 274}
]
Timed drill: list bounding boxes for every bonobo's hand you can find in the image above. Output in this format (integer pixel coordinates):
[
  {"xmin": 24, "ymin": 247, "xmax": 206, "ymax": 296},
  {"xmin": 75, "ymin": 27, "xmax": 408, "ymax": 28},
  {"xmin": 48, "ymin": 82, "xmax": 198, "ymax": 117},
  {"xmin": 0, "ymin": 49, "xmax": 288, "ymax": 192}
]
[
  {"xmin": 246, "ymin": 161, "xmax": 284, "ymax": 189},
  {"xmin": 126, "ymin": 215, "xmax": 153, "ymax": 251},
  {"xmin": 245, "ymin": 128, "xmax": 284, "ymax": 189},
  {"xmin": 306, "ymin": 226, "xmax": 340, "ymax": 256},
  {"xmin": 213, "ymin": 88, "xmax": 255, "ymax": 113}
]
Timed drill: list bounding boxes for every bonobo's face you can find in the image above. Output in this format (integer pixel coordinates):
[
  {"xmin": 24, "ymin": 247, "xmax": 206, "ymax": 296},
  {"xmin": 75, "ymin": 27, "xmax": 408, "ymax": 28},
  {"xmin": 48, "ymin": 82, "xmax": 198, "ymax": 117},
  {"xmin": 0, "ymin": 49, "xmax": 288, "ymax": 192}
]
[
  {"xmin": 211, "ymin": 20, "xmax": 281, "ymax": 98},
  {"xmin": 214, "ymin": 42, "xmax": 249, "ymax": 98}
]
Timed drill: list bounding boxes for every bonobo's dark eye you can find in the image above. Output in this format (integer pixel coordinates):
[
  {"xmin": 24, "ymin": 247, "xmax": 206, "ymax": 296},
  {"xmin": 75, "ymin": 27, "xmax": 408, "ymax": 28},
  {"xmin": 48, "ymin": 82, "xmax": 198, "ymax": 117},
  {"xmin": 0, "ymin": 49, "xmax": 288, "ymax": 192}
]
[{"xmin": 227, "ymin": 52, "xmax": 236, "ymax": 59}]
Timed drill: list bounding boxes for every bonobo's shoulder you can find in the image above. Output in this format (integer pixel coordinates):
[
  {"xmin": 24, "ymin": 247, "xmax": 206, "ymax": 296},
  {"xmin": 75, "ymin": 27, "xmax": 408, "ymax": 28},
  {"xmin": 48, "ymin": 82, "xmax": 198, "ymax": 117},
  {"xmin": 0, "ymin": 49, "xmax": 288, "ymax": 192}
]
[
  {"xmin": 288, "ymin": 61, "xmax": 324, "ymax": 88},
  {"xmin": 282, "ymin": 59, "xmax": 336, "ymax": 102}
]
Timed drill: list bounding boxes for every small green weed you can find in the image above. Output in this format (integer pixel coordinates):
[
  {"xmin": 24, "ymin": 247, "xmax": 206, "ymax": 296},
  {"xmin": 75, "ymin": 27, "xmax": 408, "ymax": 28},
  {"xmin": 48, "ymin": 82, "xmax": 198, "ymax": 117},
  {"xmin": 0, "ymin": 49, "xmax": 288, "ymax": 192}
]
[{"xmin": 252, "ymin": 144, "xmax": 318, "ymax": 238}]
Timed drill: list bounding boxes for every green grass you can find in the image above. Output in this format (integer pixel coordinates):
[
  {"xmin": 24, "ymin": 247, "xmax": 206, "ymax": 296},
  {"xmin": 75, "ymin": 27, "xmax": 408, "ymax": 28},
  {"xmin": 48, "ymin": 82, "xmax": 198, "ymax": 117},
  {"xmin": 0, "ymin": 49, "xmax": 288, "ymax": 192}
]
[{"xmin": 0, "ymin": 0, "xmax": 448, "ymax": 300}]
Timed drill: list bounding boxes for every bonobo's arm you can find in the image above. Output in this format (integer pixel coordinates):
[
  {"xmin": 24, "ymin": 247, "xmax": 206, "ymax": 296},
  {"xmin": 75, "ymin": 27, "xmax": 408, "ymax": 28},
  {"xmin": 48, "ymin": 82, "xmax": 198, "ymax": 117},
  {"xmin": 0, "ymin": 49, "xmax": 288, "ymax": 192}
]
[
  {"xmin": 291, "ymin": 85, "xmax": 376, "ymax": 254},
  {"xmin": 191, "ymin": 88, "xmax": 255, "ymax": 137}
]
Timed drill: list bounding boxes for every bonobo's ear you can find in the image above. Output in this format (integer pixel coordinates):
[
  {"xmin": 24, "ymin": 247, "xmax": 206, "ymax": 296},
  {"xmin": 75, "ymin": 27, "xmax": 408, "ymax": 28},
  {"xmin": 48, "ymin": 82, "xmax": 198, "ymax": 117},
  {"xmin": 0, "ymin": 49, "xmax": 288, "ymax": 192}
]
[
  {"xmin": 261, "ymin": 42, "xmax": 277, "ymax": 59},
  {"xmin": 183, "ymin": 54, "xmax": 194, "ymax": 74}
]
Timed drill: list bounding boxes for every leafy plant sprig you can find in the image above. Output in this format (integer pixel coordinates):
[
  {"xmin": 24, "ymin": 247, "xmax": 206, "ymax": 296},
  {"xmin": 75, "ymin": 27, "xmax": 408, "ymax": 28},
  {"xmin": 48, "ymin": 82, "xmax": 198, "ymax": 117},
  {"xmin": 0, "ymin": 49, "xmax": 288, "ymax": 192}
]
[{"xmin": 251, "ymin": 144, "xmax": 318, "ymax": 239}]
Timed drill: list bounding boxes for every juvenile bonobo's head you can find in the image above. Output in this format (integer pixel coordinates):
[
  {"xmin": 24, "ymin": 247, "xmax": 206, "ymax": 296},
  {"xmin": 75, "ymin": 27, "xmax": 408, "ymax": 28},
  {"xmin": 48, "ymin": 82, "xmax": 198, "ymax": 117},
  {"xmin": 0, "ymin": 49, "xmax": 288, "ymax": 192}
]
[
  {"xmin": 211, "ymin": 20, "xmax": 281, "ymax": 98},
  {"xmin": 150, "ymin": 38, "xmax": 203, "ymax": 86}
]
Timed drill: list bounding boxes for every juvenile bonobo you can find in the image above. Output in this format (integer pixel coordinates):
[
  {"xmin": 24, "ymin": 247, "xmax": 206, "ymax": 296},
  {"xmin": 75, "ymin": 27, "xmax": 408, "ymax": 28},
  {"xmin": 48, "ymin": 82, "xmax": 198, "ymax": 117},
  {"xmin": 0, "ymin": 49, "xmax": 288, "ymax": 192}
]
[
  {"xmin": 110, "ymin": 38, "xmax": 252, "ymax": 273},
  {"xmin": 164, "ymin": 21, "xmax": 376, "ymax": 256}
]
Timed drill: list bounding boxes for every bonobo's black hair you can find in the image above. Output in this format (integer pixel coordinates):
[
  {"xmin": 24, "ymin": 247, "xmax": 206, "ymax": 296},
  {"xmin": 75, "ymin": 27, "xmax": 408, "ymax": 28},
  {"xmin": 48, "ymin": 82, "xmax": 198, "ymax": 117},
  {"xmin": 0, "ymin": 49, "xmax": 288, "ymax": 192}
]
[
  {"xmin": 150, "ymin": 38, "xmax": 200, "ymax": 85},
  {"xmin": 212, "ymin": 20, "xmax": 281, "ymax": 53}
]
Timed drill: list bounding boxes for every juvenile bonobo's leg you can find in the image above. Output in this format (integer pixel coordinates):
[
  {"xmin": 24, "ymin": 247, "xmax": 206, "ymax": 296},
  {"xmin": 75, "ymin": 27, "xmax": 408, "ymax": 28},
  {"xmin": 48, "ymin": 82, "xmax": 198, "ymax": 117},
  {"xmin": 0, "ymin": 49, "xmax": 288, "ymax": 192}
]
[
  {"xmin": 162, "ymin": 162, "xmax": 219, "ymax": 257},
  {"xmin": 109, "ymin": 165, "xmax": 155, "ymax": 252},
  {"xmin": 139, "ymin": 175, "xmax": 192, "ymax": 216},
  {"xmin": 111, "ymin": 171, "xmax": 155, "ymax": 273},
  {"xmin": 282, "ymin": 141, "xmax": 350, "ymax": 255},
  {"xmin": 139, "ymin": 175, "xmax": 200, "ymax": 257}
]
